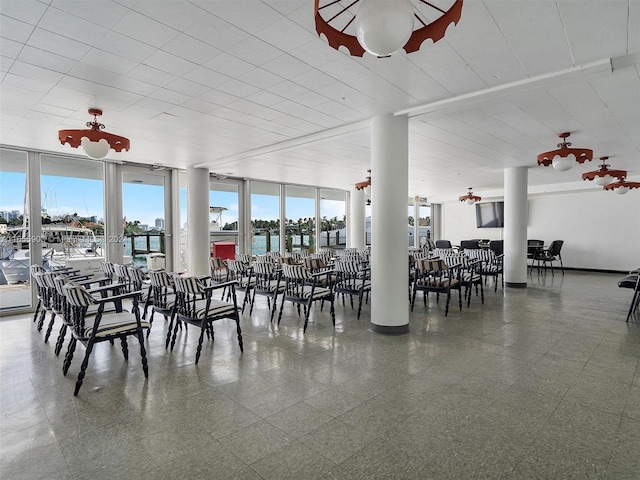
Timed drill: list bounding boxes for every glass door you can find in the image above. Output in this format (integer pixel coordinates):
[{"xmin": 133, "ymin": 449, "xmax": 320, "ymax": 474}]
[
  {"xmin": 121, "ymin": 166, "xmax": 171, "ymax": 270},
  {"xmin": 0, "ymin": 149, "xmax": 30, "ymax": 311}
]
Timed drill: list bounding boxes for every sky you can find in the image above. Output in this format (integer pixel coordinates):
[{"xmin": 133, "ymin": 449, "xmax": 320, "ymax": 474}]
[{"xmin": 0, "ymin": 171, "xmax": 346, "ymax": 229}]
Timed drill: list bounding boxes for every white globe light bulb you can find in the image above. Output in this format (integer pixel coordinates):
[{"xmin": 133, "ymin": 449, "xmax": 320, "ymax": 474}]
[
  {"xmin": 356, "ymin": 0, "xmax": 414, "ymax": 57},
  {"xmin": 81, "ymin": 137, "xmax": 110, "ymax": 159},
  {"xmin": 466, "ymin": 198, "xmax": 475, "ymax": 205},
  {"xmin": 552, "ymin": 155, "xmax": 574, "ymax": 171},
  {"xmin": 594, "ymin": 174, "xmax": 613, "ymax": 186},
  {"xmin": 615, "ymin": 185, "xmax": 629, "ymax": 195}
]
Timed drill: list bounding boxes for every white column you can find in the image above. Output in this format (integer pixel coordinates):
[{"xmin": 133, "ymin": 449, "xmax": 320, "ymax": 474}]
[
  {"xmin": 104, "ymin": 162, "xmax": 124, "ymax": 263},
  {"xmin": 431, "ymin": 203, "xmax": 443, "ymax": 241},
  {"xmin": 371, "ymin": 114, "xmax": 409, "ymax": 334},
  {"xmin": 186, "ymin": 166, "xmax": 210, "ymax": 277},
  {"xmin": 279, "ymin": 185, "xmax": 286, "ymax": 254},
  {"xmin": 169, "ymin": 169, "xmax": 181, "ymax": 273},
  {"xmin": 349, "ymin": 188, "xmax": 366, "ymax": 249},
  {"xmin": 27, "ymin": 151, "xmax": 42, "ymax": 269},
  {"xmin": 504, "ymin": 167, "xmax": 528, "ymax": 287}
]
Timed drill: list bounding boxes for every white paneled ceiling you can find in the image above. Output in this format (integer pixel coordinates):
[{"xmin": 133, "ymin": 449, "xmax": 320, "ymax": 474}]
[{"xmin": 1, "ymin": 0, "xmax": 639, "ymax": 201}]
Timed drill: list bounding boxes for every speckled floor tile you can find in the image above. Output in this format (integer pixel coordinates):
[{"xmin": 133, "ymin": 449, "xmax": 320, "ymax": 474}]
[{"xmin": 0, "ymin": 271, "xmax": 638, "ymax": 479}]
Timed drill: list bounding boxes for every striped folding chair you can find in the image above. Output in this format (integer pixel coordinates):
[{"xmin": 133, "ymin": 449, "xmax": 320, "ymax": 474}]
[
  {"xmin": 170, "ymin": 275, "xmax": 243, "ymax": 364},
  {"xmin": 61, "ymin": 282, "xmax": 149, "ymax": 396},
  {"xmin": 277, "ymin": 263, "xmax": 335, "ymax": 333}
]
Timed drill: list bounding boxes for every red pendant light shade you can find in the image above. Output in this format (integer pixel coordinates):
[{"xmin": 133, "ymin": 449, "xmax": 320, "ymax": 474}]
[
  {"xmin": 58, "ymin": 109, "xmax": 130, "ymax": 159},
  {"xmin": 314, "ymin": 0, "xmax": 463, "ymax": 57},
  {"xmin": 602, "ymin": 176, "xmax": 640, "ymax": 195},
  {"xmin": 537, "ymin": 132, "xmax": 593, "ymax": 171},
  {"xmin": 355, "ymin": 169, "xmax": 372, "ymax": 194},
  {"xmin": 581, "ymin": 157, "xmax": 627, "ymax": 186},
  {"xmin": 459, "ymin": 187, "xmax": 481, "ymax": 205}
]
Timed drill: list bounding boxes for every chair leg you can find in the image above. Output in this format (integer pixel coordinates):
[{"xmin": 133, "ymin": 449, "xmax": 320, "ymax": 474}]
[
  {"xmin": 74, "ymin": 340, "xmax": 95, "ymax": 396},
  {"xmin": 137, "ymin": 329, "xmax": 149, "ymax": 378},
  {"xmin": 195, "ymin": 323, "xmax": 207, "ymax": 365},
  {"xmin": 235, "ymin": 313, "xmax": 243, "ymax": 352},
  {"xmin": 277, "ymin": 294, "xmax": 286, "ymax": 325},
  {"xmin": 44, "ymin": 313, "xmax": 56, "ymax": 343},
  {"xmin": 33, "ymin": 299, "xmax": 41, "ymax": 324},
  {"xmin": 54, "ymin": 324, "xmax": 67, "ymax": 356},
  {"xmin": 62, "ymin": 337, "xmax": 77, "ymax": 376},
  {"xmin": 120, "ymin": 336, "xmax": 129, "ymax": 361}
]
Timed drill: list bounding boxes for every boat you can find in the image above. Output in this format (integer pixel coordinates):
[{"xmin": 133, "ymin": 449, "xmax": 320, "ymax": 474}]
[{"xmin": 0, "ymin": 224, "xmax": 105, "ymax": 284}]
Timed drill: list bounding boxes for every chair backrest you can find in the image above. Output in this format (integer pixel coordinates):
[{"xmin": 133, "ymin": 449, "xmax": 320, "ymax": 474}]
[
  {"xmin": 237, "ymin": 253, "xmax": 252, "ymax": 265},
  {"xmin": 30, "ymin": 264, "xmax": 45, "ymax": 276},
  {"xmin": 304, "ymin": 257, "xmax": 327, "ymax": 271},
  {"xmin": 113, "ymin": 263, "xmax": 130, "ymax": 285},
  {"xmin": 148, "ymin": 269, "xmax": 173, "ymax": 288},
  {"xmin": 432, "ymin": 247, "xmax": 455, "ymax": 258},
  {"xmin": 489, "ymin": 240, "xmax": 503, "ymax": 256},
  {"xmin": 227, "ymin": 259, "xmax": 249, "ymax": 275},
  {"xmin": 435, "ymin": 240, "xmax": 452, "ymax": 249},
  {"xmin": 281, "ymin": 263, "xmax": 311, "ymax": 281},
  {"xmin": 101, "ymin": 261, "xmax": 115, "ymax": 279},
  {"xmin": 209, "ymin": 257, "xmax": 228, "ymax": 282},
  {"xmin": 548, "ymin": 240, "xmax": 564, "ymax": 256},
  {"xmin": 128, "ymin": 266, "xmax": 146, "ymax": 290},
  {"xmin": 280, "ymin": 256, "xmax": 299, "ymax": 265},
  {"xmin": 62, "ymin": 283, "xmax": 93, "ymax": 307},
  {"xmin": 460, "ymin": 240, "xmax": 480, "ymax": 250}
]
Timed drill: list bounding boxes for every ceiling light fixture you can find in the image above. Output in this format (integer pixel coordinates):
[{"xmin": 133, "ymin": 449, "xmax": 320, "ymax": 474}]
[
  {"xmin": 602, "ymin": 176, "xmax": 640, "ymax": 195},
  {"xmin": 581, "ymin": 156, "xmax": 627, "ymax": 186},
  {"xmin": 459, "ymin": 187, "xmax": 481, "ymax": 205},
  {"xmin": 537, "ymin": 132, "xmax": 593, "ymax": 171},
  {"xmin": 58, "ymin": 109, "xmax": 130, "ymax": 160},
  {"xmin": 314, "ymin": 0, "xmax": 463, "ymax": 57},
  {"xmin": 355, "ymin": 169, "xmax": 372, "ymax": 196}
]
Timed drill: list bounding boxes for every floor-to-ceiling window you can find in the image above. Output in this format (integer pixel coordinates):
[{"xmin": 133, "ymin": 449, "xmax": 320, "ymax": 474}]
[
  {"xmin": 251, "ymin": 181, "xmax": 280, "ymax": 255},
  {"xmin": 0, "ymin": 149, "xmax": 30, "ymax": 311},
  {"xmin": 285, "ymin": 185, "xmax": 316, "ymax": 253},
  {"xmin": 210, "ymin": 178, "xmax": 241, "ymax": 257},
  {"xmin": 409, "ymin": 201, "xmax": 431, "ymax": 247},
  {"xmin": 122, "ymin": 168, "xmax": 167, "ymax": 269},
  {"xmin": 319, "ymin": 189, "xmax": 346, "ymax": 248},
  {"xmin": 41, "ymin": 154, "xmax": 105, "ymax": 275}
]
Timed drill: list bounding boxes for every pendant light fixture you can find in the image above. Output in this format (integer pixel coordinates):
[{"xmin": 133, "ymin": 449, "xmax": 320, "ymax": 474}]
[
  {"xmin": 537, "ymin": 132, "xmax": 593, "ymax": 171},
  {"xmin": 581, "ymin": 157, "xmax": 627, "ymax": 186},
  {"xmin": 459, "ymin": 187, "xmax": 481, "ymax": 205},
  {"xmin": 58, "ymin": 109, "xmax": 130, "ymax": 160},
  {"xmin": 314, "ymin": 0, "xmax": 463, "ymax": 57}
]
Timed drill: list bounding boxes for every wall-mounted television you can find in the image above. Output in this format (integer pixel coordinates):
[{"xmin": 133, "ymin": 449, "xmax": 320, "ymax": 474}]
[{"xmin": 475, "ymin": 201, "xmax": 504, "ymax": 228}]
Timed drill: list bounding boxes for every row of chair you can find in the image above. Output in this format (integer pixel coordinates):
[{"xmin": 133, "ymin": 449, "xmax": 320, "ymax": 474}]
[{"xmin": 409, "ymin": 247, "xmax": 504, "ymax": 316}]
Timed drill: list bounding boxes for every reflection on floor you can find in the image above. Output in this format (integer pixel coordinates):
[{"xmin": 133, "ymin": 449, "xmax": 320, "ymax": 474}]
[{"xmin": 1, "ymin": 270, "xmax": 638, "ymax": 480}]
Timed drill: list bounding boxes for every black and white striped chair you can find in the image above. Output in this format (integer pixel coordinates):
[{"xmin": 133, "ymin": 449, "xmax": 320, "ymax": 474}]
[
  {"xmin": 277, "ymin": 263, "xmax": 335, "ymax": 333},
  {"xmin": 147, "ymin": 270, "xmax": 177, "ymax": 347},
  {"xmin": 249, "ymin": 260, "xmax": 284, "ymax": 322},
  {"xmin": 226, "ymin": 259, "xmax": 255, "ymax": 313},
  {"xmin": 466, "ymin": 248, "xmax": 503, "ymax": 292},
  {"xmin": 127, "ymin": 265, "xmax": 153, "ymax": 321},
  {"xmin": 61, "ymin": 282, "xmax": 149, "ymax": 396},
  {"xmin": 31, "ymin": 269, "xmax": 53, "ymax": 332},
  {"xmin": 30, "ymin": 264, "xmax": 46, "ymax": 325},
  {"xmin": 440, "ymin": 252, "xmax": 483, "ymax": 307},
  {"xmin": 170, "ymin": 275, "xmax": 243, "ymax": 364},
  {"xmin": 334, "ymin": 259, "xmax": 371, "ymax": 320},
  {"xmin": 411, "ymin": 258, "xmax": 462, "ymax": 316}
]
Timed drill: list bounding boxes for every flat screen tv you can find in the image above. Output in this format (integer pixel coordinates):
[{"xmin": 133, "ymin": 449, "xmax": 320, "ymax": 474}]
[{"xmin": 475, "ymin": 201, "xmax": 504, "ymax": 228}]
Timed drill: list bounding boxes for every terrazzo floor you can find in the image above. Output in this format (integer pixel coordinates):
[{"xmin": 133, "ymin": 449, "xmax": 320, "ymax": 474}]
[{"xmin": 1, "ymin": 269, "xmax": 639, "ymax": 480}]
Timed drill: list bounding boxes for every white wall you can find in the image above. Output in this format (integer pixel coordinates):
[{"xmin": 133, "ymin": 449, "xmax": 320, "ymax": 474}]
[{"xmin": 441, "ymin": 189, "xmax": 640, "ymax": 271}]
